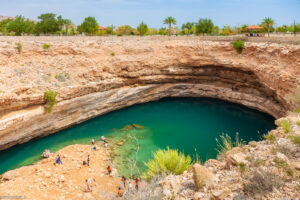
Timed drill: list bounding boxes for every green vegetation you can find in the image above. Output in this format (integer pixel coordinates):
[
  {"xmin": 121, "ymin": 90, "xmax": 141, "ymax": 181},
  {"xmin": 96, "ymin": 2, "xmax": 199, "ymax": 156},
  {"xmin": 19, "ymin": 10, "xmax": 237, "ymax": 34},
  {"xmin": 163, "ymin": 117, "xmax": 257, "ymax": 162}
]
[
  {"xmin": 297, "ymin": 121, "xmax": 300, "ymax": 126},
  {"xmin": 216, "ymin": 133, "xmax": 245, "ymax": 156},
  {"xmin": 43, "ymin": 43, "xmax": 50, "ymax": 49},
  {"xmin": 137, "ymin": 22, "xmax": 148, "ymax": 36},
  {"xmin": 295, "ymin": 107, "xmax": 300, "ymax": 113},
  {"xmin": 261, "ymin": 17, "xmax": 275, "ymax": 37},
  {"xmin": 264, "ymin": 133, "xmax": 275, "ymax": 142},
  {"xmin": 143, "ymin": 147, "xmax": 192, "ymax": 180},
  {"xmin": 280, "ymin": 120, "xmax": 290, "ymax": 133},
  {"xmin": 163, "ymin": 16, "xmax": 176, "ymax": 36},
  {"xmin": 195, "ymin": 18, "xmax": 214, "ymax": 35},
  {"xmin": 77, "ymin": 16, "xmax": 99, "ymax": 35},
  {"xmin": 181, "ymin": 22, "xmax": 194, "ymax": 35},
  {"xmin": 271, "ymin": 145, "xmax": 291, "ymax": 157},
  {"xmin": 116, "ymin": 25, "xmax": 134, "ymax": 35},
  {"xmin": 44, "ymin": 90, "xmax": 58, "ymax": 113},
  {"xmin": 233, "ymin": 40, "xmax": 245, "ymax": 54},
  {"xmin": 238, "ymin": 162, "xmax": 247, "ymax": 174},
  {"xmin": 274, "ymin": 160, "xmax": 294, "ymax": 177},
  {"xmin": 111, "ymin": 52, "xmax": 115, "ymax": 56},
  {"xmin": 290, "ymin": 135, "xmax": 300, "ymax": 147},
  {"xmin": 0, "ymin": 13, "xmax": 298, "ymax": 37},
  {"xmin": 15, "ymin": 42, "xmax": 22, "ymax": 53}
]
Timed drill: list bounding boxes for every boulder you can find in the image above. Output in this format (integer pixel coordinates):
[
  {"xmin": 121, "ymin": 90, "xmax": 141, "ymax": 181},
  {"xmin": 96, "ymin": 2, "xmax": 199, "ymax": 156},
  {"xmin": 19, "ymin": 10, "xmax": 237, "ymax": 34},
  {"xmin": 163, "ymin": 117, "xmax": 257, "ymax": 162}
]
[
  {"xmin": 275, "ymin": 152, "xmax": 288, "ymax": 163},
  {"xmin": 210, "ymin": 188, "xmax": 231, "ymax": 200},
  {"xmin": 194, "ymin": 192, "xmax": 209, "ymax": 200},
  {"xmin": 193, "ymin": 163, "xmax": 216, "ymax": 190},
  {"xmin": 227, "ymin": 152, "xmax": 247, "ymax": 166}
]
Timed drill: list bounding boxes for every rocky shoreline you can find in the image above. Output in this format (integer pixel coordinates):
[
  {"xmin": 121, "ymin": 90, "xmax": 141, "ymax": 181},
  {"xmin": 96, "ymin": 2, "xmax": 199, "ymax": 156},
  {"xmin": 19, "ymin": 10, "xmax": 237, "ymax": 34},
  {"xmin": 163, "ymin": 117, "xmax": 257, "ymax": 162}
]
[{"xmin": 1, "ymin": 113, "xmax": 299, "ymax": 200}]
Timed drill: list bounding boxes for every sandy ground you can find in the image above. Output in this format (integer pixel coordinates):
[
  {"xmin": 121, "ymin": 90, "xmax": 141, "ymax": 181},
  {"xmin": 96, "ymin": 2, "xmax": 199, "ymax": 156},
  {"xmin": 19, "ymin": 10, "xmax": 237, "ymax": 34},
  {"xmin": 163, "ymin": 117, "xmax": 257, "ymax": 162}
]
[{"xmin": 0, "ymin": 143, "xmax": 123, "ymax": 200}]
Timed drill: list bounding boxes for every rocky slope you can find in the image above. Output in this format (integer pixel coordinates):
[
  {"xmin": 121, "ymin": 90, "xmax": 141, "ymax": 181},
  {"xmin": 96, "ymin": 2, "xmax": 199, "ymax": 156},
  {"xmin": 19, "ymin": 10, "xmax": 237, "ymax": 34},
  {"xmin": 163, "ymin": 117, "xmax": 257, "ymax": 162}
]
[
  {"xmin": 161, "ymin": 114, "xmax": 300, "ymax": 200},
  {"xmin": 0, "ymin": 36, "xmax": 299, "ymax": 151}
]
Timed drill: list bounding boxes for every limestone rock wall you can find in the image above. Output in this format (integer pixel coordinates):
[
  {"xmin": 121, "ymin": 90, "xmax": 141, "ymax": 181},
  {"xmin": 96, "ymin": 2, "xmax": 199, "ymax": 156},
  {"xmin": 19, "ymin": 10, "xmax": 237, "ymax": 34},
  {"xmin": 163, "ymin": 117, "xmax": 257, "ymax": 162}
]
[{"xmin": 0, "ymin": 36, "xmax": 299, "ymax": 150}]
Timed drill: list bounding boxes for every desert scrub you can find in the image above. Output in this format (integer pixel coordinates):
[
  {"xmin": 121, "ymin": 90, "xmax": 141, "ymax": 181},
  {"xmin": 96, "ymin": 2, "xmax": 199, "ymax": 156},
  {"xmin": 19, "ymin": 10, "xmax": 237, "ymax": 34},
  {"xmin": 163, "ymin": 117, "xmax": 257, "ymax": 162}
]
[
  {"xmin": 44, "ymin": 90, "xmax": 58, "ymax": 113},
  {"xmin": 216, "ymin": 133, "xmax": 245, "ymax": 156},
  {"xmin": 16, "ymin": 43, "xmax": 22, "ymax": 53},
  {"xmin": 294, "ymin": 107, "xmax": 300, "ymax": 113},
  {"xmin": 243, "ymin": 169, "xmax": 282, "ymax": 196},
  {"xmin": 111, "ymin": 52, "xmax": 115, "ymax": 56},
  {"xmin": 237, "ymin": 162, "xmax": 247, "ymax": 174},
  {"xmin": 280, "ymin": 120, "xmax": 290, "ymax": 133},
  {"xmin": 274, "ymin": 160, "xmax": 294, "ymax": 177},
  {"xmin": 233, "ymin": 40, "xmax": 244, "ymax": 53},
  {"xmin": 264, "ymin": 133, "xmax": 275, "ymax": 142},
  {"xmin": 43, "ymin": 43, "xmax": 50, "ymax": 49},
  {"xmin": 271, "ymin": 145, "xmax": 291, "ymax": 157},
  {"xmin": 296, "ymin": 121, "xmax": 300, "ymax": 126},
  {"xmin": 290, "ymin": 135, "xmax": 300, "ymax": 147},
  {"xmin": 143, "ymin": 147, "xmax": 192, "ymax": 180}
]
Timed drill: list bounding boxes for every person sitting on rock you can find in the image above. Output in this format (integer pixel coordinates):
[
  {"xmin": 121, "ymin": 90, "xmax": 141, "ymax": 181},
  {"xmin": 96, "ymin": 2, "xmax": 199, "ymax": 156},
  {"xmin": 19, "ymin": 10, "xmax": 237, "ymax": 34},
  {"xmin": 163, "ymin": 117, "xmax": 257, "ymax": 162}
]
[
  {"xmin": 105, "ymin": 142, "xmax": 108, "ymax": 148},
  {"xmin": 91, "ymin": 146, "xmax": 96, "ymax": 150},
  {"xmin": 101, "ymin": 136, "xmax": 106, "ymax": 141},
  {"xmin": 87, "ymin": 155, "xmax": 90, "ymax": 166},
  {"xmin": 92, "ymin": 138, "xmax": 95, "ymax": 145},
  {"xmin": 42, "ymin": 149, "xmax": 50, "ymax": 158},
  {"xmin": 56, "ymin": 155, "xmax": 63, "ymax": 165}
]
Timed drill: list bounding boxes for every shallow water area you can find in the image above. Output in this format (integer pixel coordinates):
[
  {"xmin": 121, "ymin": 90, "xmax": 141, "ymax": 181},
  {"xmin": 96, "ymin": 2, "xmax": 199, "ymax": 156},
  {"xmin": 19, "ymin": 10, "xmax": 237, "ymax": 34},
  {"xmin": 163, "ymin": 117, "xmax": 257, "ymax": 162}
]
[{"xmin": 0, "ymin": 98, "xmax": 275, "ymax": 177}]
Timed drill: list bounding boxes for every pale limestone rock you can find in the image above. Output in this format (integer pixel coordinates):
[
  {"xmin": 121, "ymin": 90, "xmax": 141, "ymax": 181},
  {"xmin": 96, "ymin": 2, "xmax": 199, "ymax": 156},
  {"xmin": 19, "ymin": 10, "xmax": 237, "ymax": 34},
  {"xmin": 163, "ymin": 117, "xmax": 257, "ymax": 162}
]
[
  {"xmin": 1, "ymin": 170, "xmax": 19, "ymax": 181},
  {"xmin": 228, "ymin": 152, "xmax": 247, "ymax": 165},
  {"xmin": 275, "ymin": 152, "xmax": 288, "ymax": 163},
  {"xmin": 193, "ymin": 163, "xmax": 216, "ymax": 190}
]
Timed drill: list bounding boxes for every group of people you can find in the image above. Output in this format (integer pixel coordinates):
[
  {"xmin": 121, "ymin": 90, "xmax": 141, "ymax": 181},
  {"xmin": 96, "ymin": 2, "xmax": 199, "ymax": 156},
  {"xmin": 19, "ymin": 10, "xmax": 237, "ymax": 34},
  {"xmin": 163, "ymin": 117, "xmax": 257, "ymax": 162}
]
[
  {"xmin": 117, "ymin": 176, "xmax": 140, "ymax": 197},
  {"xmin": 43, "ymin": 135, "xmax": 141, "ymax": 196}
]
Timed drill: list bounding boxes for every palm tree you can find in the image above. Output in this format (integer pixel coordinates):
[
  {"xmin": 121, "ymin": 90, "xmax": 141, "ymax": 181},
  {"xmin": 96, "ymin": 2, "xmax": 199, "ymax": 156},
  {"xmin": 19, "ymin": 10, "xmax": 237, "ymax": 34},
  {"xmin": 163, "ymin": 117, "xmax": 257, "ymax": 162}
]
[
  {"xmin": 262, "ymin": 17, "xmax": 275, "ymax": 37},
  {"xmin": 163, "ymin": 16, "xmax": 176, "ymax": 36}
]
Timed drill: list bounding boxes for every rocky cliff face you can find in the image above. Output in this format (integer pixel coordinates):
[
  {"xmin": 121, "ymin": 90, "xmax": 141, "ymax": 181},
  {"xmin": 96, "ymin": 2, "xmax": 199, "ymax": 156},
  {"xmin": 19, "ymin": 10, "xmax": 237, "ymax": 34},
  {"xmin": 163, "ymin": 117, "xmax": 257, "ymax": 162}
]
[{"xmin": 0, "ymin": 36, "xmax": 299, "ymax": 150}]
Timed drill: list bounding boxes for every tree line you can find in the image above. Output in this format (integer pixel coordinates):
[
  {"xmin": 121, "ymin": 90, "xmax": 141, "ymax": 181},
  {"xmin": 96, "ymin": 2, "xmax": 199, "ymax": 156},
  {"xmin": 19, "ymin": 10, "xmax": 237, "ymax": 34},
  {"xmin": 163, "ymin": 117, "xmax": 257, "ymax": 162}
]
[{"xmin": 0, "ymin": 14, "xmax": 299, "ymax": 37}]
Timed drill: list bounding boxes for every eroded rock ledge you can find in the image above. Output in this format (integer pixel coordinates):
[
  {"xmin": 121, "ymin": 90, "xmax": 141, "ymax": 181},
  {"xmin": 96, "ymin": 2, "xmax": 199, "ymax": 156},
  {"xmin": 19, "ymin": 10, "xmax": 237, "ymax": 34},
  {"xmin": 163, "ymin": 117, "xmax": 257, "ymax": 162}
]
[{"xmin": 0, "ymin": 36, "xmax": 299, "ymax": 150}]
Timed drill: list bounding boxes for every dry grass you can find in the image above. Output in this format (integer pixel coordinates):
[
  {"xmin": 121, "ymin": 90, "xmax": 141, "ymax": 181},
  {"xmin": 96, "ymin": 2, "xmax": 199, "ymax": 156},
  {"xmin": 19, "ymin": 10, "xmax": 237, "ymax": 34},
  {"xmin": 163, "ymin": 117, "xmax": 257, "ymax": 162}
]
[{"xmin": 243, "ymin": 169, "xmax": 282, "ymax": 196}]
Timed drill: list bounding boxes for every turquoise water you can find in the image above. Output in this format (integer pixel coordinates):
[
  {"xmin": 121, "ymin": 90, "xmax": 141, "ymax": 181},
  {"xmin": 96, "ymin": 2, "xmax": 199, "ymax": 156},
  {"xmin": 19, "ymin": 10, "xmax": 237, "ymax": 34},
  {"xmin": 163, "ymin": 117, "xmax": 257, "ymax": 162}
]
[{"xmin": 0, "ymin": 98, "xmax": 275, "ymax": 176}]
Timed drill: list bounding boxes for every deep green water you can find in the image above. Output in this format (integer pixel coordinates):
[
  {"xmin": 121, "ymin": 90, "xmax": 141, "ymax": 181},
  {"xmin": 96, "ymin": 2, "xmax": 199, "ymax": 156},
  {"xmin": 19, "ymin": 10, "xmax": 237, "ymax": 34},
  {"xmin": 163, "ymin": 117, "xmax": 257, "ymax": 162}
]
[{"xmin": 0, "ymin": 98, "xmax": 275, "ymax": 177}]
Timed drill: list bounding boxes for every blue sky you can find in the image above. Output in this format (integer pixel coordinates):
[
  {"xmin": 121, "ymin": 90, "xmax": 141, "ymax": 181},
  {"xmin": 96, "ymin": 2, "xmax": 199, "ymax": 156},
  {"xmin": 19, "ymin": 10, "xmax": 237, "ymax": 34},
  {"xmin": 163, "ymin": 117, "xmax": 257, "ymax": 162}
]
[{"xmin": 0, "ymin": 0, "xmax": 299, "ymax": 28}]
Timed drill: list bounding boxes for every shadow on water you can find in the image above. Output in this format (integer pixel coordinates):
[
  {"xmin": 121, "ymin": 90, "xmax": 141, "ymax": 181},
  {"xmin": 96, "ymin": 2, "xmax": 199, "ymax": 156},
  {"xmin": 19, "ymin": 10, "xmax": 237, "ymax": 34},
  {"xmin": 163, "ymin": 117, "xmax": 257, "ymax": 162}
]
[{"xmin": 0, "ymin": 98, "xmax": 275, "ymax": 176}]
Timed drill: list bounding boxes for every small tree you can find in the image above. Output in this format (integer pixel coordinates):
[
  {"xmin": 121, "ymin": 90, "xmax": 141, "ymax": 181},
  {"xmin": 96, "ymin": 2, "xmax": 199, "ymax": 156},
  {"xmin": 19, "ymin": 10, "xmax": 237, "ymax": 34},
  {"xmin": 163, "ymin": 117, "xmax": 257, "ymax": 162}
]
[
  {"xmin": 221, "ymin": 25, "xmax": 233, "ymax": 35},
  {"xmin": 163, "ymin": 16, "xmax": 176, "ymax": 36},
  {"xmin": 35, "ymin": 13, "xmax": 60, "ymax": 35},
  {"xmin": 116, "ymin": 25, "xmax": 133, "ymax": 35},
  {"xmin": 196, "ymin": 18, "xmax": 214, "ymax": 35},
  {"xmin": 182, "ymin": 22, "xmax": 194, "ymax": 35},
  {"xmin": 262, "ymin": 17, "xmax": 275, "ymax": 37},
  {"xmin": 77, "ymin": 17, "xmax": 99, "ymax": 35},
  {"xmin": 137, "ymin": 22, "xmax": 148, "ymax": 36},
  {"xmin": 44, "ymin": 90, "xmax": 58, "ymax": 113},
  {"xmin": 6, "ymin": 16, "xmax": 34, "ymax": 35}
]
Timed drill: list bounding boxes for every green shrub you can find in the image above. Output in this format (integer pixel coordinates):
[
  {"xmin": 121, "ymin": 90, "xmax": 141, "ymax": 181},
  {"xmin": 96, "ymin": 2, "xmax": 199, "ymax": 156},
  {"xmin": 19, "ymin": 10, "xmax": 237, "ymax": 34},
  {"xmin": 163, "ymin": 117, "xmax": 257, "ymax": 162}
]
[
  {"xmin": 274, "ymin": 160, "xmax": 294, "ymax": 177},
  {"xmin": 264, "ymin": 134, "xmax": 275, "ymax": 141},
  {"xmin": 297, "ymin": 121, "xmax": 300, "ymax": 126},
  {"xmin": 43, "ymin": 43, "xmax": 50, "ymax": 49},
  {"xmin": 280, "ymin": 120, "xmax": 290, "ymax": 133},
  {"xmin": 216, "ymin": 133, "xmax": 245, "ymax": 156},
  {"xmin": 44, "ymin": 90, "xmax": 58, "ymax": 113},
  {"xmin": 290, "ymin": 136, "xmax": 300, "ymax": 147},
  {"xmin": 233, "ymin": 40, "xmax": 244, "ymax": 54},
  {"xmin": 16, "ymin": 43, "xmax": 22, "ymax": 53},
  {"xmin": 143, "ymin": 147, "xmax": 192, "ymax": 180},
  {"xmin": 294, "ymin": 107, "xmax": 300, "ymax": 113},
  {"xmin": 111, "ymin": 52, "xmax": 115, "ymax": 56}
]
